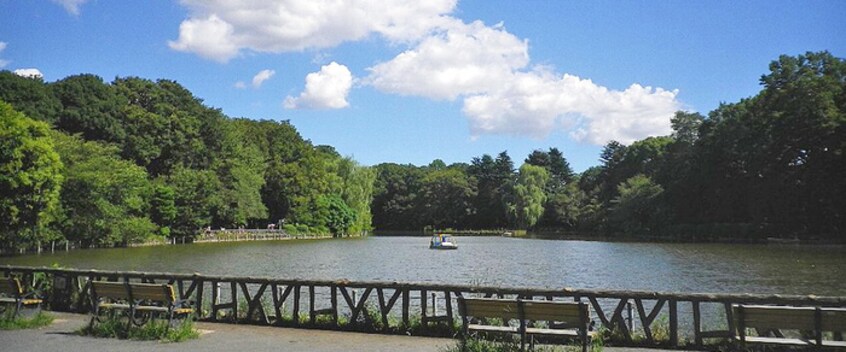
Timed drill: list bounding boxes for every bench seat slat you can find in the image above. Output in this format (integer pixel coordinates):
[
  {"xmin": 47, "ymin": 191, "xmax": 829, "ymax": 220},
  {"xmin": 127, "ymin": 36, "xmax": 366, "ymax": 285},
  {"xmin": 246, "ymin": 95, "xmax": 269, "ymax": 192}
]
[
  {"xmin": 99, "ymin": 303, "xmax": 131, "ymax": 310},
  {"xmin": 0, "ymin": 297, "xmax": 37, "ymax": 304},
  {"xmin": 173, "ymin": 308, "xmax": 194, "ymax": 314},
  {"xmin": 525, "ymin": 327, "xmax": 581, "ymax": 337},
  {"xmin": 468, "ymin": 324, "xmax": 520, "ymax": 334},
  {"xmin": 742, "ymin": 336, "xmax": 813, "ymax": 346},
  {"xmin": 135, "ymin": 306, "xmax": 172, "ymax": 313},
  {"xmin": 822, "ymin": 340, "xmax": 846, "ymax": 348}
]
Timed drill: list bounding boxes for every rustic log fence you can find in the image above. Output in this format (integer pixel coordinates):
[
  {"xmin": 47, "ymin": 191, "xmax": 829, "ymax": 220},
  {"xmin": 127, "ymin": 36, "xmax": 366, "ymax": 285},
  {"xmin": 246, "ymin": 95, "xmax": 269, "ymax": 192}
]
[{"xmin": 3, "ymin": 265, "xmax": 845, "ymax": 349}]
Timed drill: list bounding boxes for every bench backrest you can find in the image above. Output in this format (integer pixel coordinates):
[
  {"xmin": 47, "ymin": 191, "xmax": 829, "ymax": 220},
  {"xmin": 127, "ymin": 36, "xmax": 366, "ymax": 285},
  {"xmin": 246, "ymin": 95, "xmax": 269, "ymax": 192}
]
[
  {"xmin": 821, "ymin": 308, "xmax": 846, "ymax": 332},
  {"xmin": 461, "ymin": 297, "xmax": 522, "ymax": 320},
  {"xmin": 523, "ymin": 300, "xmax": 588, "ymax": 328},
  {"xmin": 735, "ymin": 305, "xmax": 846, "ymax": 332},
  {"xmin": 460, "ymin": 297, "xmax": 589, "ymax": 327},
  {"xmin": 735, "ymin": 305, "xmax": 816, "ymax": 331},
  {"xmin": 0, "ymin": 277, "xmax": 23, "ymax": 296},
  {"xmin": 91, "ymin": 281, "xmax": 175, "ymax": 303}
]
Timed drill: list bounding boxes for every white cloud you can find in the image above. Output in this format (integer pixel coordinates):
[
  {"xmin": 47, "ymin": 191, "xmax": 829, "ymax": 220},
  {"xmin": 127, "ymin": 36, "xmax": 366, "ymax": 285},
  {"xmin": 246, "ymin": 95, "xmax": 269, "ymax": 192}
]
[
  {"xmin": 170, "ymin": 0, "xmax": 457, "ymax": 62},
  {"xmin": 168, "ymin": 14, "xmax": 239, "ymax": 62},
  {"xmin": 234, "ymin": 81, "xmax": 247, "ymax": 89},
  {"xmin": 252, "ymin": 69, "xmax": 275, "ymax": 88},
  {"xmin": 51, "ymin": 0, "xmax": 88, "ymax": 15},
  {"xmin": 0, "ymin": 42, "xmax": 8, "ymax": 68},
  {"xmin": 284, "ymin": 62, "xmax": 353, "ymax": 110},
  {"xmin": 462, "ymin": 71, "xmax": 679, "ymax": 145},
  {"xmin": 365, "ymin": 20, "xmax": 680, "ymax": 145},
  {"xmin": 13, "ymin": 68, "xmax": 44, "ymax": 79},
  {"xmin": 366, "ymin": 19, "xmax": 528, "ymax": 100},
  {"xmin": 168, "ymin": 1, "xmax": 681, "ymax": 143}
]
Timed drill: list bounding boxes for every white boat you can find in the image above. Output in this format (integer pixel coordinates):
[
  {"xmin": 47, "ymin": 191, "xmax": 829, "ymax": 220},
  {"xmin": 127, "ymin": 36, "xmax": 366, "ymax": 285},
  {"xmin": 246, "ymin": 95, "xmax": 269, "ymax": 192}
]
[{"xmin": 429, "ymin": 234, "xmax": 458, "ymax": 250}]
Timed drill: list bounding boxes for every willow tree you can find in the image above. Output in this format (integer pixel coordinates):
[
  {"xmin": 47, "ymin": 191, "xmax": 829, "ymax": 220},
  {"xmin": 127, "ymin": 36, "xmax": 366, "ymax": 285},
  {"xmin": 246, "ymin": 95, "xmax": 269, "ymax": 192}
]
[{"xmin": 505, "ymin": 164, "xmax": 549, "ymax": 229}]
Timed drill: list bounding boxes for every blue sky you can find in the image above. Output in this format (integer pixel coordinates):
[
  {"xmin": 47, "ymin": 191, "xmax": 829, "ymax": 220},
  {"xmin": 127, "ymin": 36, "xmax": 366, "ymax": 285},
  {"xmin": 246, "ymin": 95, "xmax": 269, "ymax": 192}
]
[{"xmin": 1, "ymin": 0, "xmax": 843, "ymax": 172}]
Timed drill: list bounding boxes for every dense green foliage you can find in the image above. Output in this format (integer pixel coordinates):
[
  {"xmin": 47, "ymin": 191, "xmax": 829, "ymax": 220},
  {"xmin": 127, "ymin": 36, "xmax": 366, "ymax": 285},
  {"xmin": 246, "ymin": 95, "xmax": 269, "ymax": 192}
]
[
  {"xmin": 1, "ymin": 51, "xmax": 842, "ymax": 246},
  {"xmin": 0, "ymin": 74, "xmax": 374, "ymax": 250},
  {"xmin": 0, "ymin": 102, "xmax": 63, "ymax": 247},
  {"xmin": 372, "ymin": 52, "xmax": 845, "ymax": 241}
]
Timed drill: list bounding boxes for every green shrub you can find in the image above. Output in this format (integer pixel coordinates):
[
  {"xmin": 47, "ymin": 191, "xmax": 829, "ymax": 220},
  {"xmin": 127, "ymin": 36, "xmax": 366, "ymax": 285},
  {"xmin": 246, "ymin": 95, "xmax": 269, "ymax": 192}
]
[
  {"xmin": 441, "ymin": 337, "xmax": 591, "ymax": 352},
  {"xmin": 79, "ymin": 315, "xmax": 199, "ymax": 342},
  {"xmin": 0, "ymin": 310, "xmax": 54, "ymax": 330}
]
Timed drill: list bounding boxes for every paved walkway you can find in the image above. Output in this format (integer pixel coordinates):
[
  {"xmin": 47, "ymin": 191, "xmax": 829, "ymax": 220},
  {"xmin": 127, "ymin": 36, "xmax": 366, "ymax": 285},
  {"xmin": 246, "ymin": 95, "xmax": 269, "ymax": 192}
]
[{"xmin": 0, "ymin": 312, "xmax": 692, "ymax": 352}]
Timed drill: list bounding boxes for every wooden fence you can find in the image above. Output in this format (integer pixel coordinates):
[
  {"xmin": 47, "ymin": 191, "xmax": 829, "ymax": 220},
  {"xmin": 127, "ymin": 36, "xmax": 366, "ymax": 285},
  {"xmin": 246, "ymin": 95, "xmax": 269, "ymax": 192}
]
[{"xmin": 3, "ymin": 265, "xmax": 844, "ymax": 349}]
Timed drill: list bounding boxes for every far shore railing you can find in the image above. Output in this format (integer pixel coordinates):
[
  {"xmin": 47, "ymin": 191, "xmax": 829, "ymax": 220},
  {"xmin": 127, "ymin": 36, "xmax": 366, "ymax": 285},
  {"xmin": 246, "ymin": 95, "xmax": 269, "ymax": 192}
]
[{"xmin": 3, "ymin": 265, "xmax": 844, "ymax": 349}]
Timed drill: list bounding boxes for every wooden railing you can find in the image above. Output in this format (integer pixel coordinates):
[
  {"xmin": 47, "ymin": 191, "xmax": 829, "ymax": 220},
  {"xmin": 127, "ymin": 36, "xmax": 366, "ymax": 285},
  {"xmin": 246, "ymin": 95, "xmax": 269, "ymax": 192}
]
[{"xmin": 3, "ymin": 265, "xmax": 844, "ymax": 349}]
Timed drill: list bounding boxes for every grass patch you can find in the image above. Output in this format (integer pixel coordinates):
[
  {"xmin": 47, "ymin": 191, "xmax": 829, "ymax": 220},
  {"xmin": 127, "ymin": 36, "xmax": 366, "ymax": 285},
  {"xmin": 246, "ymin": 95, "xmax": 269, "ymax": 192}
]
[
  {"xmin": 79, "ymin": 315, "xmax": 199, "ymax": 343},
  {"xmin": 0, "ymin": 310, "xmax": 54, "ymax": 330},
  {"xmin": 441, "ymin": 337, "xmax": 599, "ymax": 352}
]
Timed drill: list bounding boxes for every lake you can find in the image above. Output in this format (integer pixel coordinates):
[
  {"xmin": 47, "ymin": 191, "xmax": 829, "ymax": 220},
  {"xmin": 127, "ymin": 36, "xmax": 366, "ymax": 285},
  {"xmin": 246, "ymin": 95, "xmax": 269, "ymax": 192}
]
[{"xmin": 1, "ymin": 236, "xmax": 844, "ymax": 296}]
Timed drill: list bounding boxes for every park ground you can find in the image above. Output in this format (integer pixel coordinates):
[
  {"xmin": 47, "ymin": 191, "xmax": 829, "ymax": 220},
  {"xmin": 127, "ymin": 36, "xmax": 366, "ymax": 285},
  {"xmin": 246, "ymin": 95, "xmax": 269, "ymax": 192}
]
[{"xmin": 0, "ymin": 312, "xmax": 693, "ymax": 352}]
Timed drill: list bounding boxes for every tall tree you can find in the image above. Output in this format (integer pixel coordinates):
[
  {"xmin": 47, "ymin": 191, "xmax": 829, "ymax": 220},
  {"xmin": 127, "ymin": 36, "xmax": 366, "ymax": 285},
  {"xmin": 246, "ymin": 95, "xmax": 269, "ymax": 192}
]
[
  {"xmin": 468, "ymin": 152, "xmax": 512, "ymax": 228},
  {"xmin": 505, "ymin": 164, "xmax": 549, "ymax": 229},
  {"xmin": 525, "ymin": 148, "xmax": 575, "ymax": 227},
  {"xmin": 167, "ymin": 166, "xmax": 223, "ymax": 237},
  {"xmin": 0, "ymin": 71, "xmax": 61, "ymax": 123},
  {"xmin": 52, "ymin": 132, "xmax": 156, "ymax": 246},
  {"xmin": 607, "ymin": 174, "xmax": 665, "ymax": 235},
  {"xmin": 0, "ymin": 102, "xmax": 63, "ymax": 248},
  {"xmin": 52, "ymin": 74, "xmax": 126, "ymax": 143},
  {"xmin": 419, "ymin": 167, "xmax": 477, "ymax": 229},
  {"xmin": 371, "ymin": 163, "xmax": 425, "ymax": 230},
  {"xmin": 336, "ymin": 157, "xmax": 376, "ymax": 235}
]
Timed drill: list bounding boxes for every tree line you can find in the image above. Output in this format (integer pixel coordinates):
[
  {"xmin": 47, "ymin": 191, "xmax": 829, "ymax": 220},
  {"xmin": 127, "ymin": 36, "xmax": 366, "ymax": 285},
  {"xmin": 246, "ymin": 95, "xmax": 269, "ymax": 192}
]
[
  {"xmin": 1, "ymin": 74, "xmax": 374, "ymax": 249},
  {"xmin": 2, "ymin": 51, "xmax": 843, "ymax": 249},
  {"xmin": 371, "ymin": 52, "xmax": 844, "ymax": 241}
]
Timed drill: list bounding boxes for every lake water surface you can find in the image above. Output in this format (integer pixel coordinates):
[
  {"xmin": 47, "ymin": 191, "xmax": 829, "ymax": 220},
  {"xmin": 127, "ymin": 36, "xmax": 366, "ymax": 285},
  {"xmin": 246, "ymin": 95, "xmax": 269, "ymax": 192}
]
[{"xmin": 2, "ymin": 236, "xmax": 844, "ymax": 296}]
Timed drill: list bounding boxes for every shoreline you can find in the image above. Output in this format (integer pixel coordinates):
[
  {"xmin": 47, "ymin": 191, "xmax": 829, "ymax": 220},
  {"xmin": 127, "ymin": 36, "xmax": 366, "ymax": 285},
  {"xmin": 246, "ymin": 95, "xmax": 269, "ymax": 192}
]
[{"xmin": 373, "ymin": 229, "xmax": 846, "ymax": 245}]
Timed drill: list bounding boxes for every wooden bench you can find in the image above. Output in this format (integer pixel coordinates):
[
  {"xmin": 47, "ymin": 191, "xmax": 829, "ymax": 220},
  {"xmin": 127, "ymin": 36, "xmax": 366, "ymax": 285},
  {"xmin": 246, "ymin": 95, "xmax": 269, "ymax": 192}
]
[
  {"xmin": 458, "ymin": 297, "xmax": 594, "ymax": 352},
  {"xmin": 0, "ymin": 276, "xmax": 42, "ymax": 317},
  {"xmin": 90, "ymin": 281, "xmax": 193, "ymax": 327},
  {"xmin": 734, "ymin": 304, "xmax": 846, "ymax": 350}
]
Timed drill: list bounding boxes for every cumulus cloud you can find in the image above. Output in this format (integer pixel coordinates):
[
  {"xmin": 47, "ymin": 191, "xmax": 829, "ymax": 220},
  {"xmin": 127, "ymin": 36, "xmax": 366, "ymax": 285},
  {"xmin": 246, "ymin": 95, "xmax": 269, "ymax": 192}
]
[
  {"xmin": 252, "ymin": 69, "xmax": 275, "ymax": 88},
  {"xmin": 366, "ymin": 19, "xmax": 528, "ymax": 100},
  {"xmin": 169, "ymin": 1, "xmax": 681, "ymax": 143},
  {"xmin": 284, "ymin": 62, "xmax": 353, "ymax": 110},
  {"xmin": 13, "ymin": 68, "xmax": 44, "ymax": 79},
  {"xmin": 169, "ymin": 0, "xmax": 457, "ymax": 62},
  {"xmin": 168, "ymin": 14, "xmax": 239, "ymax": 62},
  {"xmin": 365, "ymin": 20, "xmax": 680, "ymax": 145},
  {"xmin": 51, "ymin": 0, "xmax": 88, "ymax": 15},
  {"xmin": 0, "ymin": 42, "xmax": 8, "ymax": 68},
  {"xmin": 462, "ymin": 71, "xmax": 679, "ymax": 145}
]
